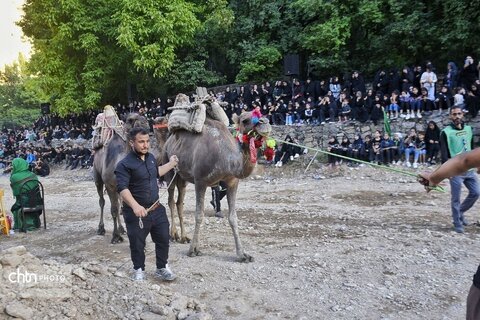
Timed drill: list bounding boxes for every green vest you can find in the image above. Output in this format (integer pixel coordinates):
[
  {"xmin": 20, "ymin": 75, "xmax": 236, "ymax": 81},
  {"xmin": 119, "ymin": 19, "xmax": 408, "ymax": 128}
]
[{"xmin": 442, "ymin": 125, "xmax": 473, "ymax": 158}]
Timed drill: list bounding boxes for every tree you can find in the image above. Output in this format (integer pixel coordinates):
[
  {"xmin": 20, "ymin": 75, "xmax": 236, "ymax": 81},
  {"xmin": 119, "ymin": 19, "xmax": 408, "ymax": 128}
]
[
  {"xmin": 0, "ymin": 54, "xmax": 44, "ymax": 127},
  {"xmin": 19, "ymin": 0, "xmax": 230, "ymax": 115}
]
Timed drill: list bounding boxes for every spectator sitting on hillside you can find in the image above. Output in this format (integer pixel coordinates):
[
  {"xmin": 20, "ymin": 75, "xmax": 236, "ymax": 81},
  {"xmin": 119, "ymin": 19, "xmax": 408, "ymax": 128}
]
[
  {"xmin": 391, "ymin": 133, "xmax": 404, "ymax": 165},
  {"xmin": 425, "ymin": 121, "xmax": 440, "ymax": 165},
  {"xmin": 327, "ymin": 135, "xmax": 341, "ymax": 167},
  {"xmin": 380, "ymin": 132, "xmax": 394, "ymax": 165},
  {"xmin": 33, "ymin": 157, "xmax": 50, "ymax": 177}
]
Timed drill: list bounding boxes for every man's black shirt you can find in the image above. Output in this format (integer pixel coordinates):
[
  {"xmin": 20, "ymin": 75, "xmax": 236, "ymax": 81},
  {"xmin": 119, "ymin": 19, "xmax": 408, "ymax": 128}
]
[{"xmin": 115, "ymin": 151, "xmax": 159, "ymax": 211}]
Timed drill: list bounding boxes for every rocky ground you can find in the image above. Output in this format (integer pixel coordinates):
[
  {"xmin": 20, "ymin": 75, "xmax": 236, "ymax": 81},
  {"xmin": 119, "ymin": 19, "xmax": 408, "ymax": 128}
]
[{"xmin": 1, "ymin": 159, "xmax": 480, "ymax": 320}]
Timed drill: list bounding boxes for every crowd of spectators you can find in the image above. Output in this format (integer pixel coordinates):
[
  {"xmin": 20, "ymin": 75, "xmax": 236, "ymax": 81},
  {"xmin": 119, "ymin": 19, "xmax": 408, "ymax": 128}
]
[{"xmin": 1, "ymin": 56, "xmax": 479, "ymax": 173}]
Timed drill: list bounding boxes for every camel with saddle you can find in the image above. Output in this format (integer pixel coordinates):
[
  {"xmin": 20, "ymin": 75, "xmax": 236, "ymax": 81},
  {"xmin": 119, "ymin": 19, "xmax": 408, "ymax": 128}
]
[
  {"xmin": 92, "ymin": 106, "xmax": 150, "ymax": 243},
  {"xmin": 153, "ymin": 88, "xmax": 271, "ymax": 262}
]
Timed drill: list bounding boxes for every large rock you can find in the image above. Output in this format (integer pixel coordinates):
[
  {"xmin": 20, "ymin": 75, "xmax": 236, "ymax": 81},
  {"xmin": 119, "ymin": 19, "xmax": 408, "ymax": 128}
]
[{"xmin": 5, "ymin": 301, "xmax": 34, "ymax": 319}]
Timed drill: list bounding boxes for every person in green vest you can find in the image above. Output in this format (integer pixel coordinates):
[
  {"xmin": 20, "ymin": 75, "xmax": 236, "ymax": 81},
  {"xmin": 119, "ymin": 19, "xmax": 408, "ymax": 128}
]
[
  {"xmin": 439, "ymin": 106, "xmax": 479, "ymax": 233},
  {"xmin": 10, "ymin": 158, "xmax": 41, "ymax": 231}
]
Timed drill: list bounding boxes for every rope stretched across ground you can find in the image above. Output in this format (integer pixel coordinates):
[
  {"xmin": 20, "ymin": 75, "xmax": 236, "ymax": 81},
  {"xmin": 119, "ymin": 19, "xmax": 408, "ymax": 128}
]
[{"xmin": 273, "ymin": 137, "xmax": 446, "ymax": 193}]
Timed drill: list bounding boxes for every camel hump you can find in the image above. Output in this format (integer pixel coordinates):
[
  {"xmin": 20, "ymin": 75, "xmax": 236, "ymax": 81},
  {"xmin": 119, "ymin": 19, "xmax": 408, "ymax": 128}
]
[
  {"xmin": 92, "ymin": 105, "xmax": 125, "ymax": 149},
  {"xmin": 167, "ymin": 89, "xmax": 229, "ymax": 132}
]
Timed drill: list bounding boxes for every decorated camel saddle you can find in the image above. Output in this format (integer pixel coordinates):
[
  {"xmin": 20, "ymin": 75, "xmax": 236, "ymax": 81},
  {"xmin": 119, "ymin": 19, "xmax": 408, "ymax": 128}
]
[
  {"xmin": 167, "ymin": 87, "xmax": 230, "ymax": 133},
  {"xmin": 92, "ymin": 105, "xmax": 125, "ymax": 149}
]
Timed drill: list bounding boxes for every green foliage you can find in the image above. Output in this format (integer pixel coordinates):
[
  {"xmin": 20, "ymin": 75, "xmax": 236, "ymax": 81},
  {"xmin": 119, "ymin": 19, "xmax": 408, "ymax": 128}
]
[
  {"xmin": 235, "ymin": 46, "xmax": 282, "ymax": 83},
  {"xmin": 18, "ymin": 0, "xmax": 230, "ymax": 115},
  {"xmin": 165, "ymin": 59, "xmax": 226, "ymax": 92},
  {"xmin": 13, "ymin": 0, "xmax": 480, "ymax": 117},
  {"xmin": 0, "ymin": 55, "xmax": 43, "ymax": 127}
]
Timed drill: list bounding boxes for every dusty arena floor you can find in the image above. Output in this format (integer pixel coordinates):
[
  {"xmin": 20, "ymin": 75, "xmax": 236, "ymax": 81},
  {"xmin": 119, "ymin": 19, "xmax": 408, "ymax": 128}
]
[{"xmin": 2, "ymin": 161, "xmax": 480, "ymax": 319}]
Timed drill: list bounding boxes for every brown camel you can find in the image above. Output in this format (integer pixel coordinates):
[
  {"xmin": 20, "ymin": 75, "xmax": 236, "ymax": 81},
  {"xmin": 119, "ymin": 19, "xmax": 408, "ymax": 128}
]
[
  {"xmin": 93, "ymin": 113, "xmax": 149, "ymax": 244},
  {"xmin": 154, "ymin": 109, "xmax": 271, "ymax": 262}
]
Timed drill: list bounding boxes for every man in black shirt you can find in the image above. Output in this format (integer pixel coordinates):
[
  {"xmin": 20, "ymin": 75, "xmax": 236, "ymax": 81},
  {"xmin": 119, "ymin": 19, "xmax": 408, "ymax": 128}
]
[{"xmin": 115, "ymin": 127, "xmax": 178, "ymax": 281}]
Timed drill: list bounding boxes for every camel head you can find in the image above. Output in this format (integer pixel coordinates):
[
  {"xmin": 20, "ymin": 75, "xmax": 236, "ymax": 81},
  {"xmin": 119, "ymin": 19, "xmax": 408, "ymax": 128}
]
[
  {"xmin": 124, "ymin": 113, "xmax": 150, "ymax": 132},
  {"xmin": 232, "ymin": 111, "xmax": 272, "ymax": 138}
]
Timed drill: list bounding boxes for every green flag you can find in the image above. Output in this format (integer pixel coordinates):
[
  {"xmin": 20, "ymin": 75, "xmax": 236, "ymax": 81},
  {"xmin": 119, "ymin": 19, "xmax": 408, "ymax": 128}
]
[{"xmin": 383, "ymin": 109, "xmax": 391, "ymax": 136}]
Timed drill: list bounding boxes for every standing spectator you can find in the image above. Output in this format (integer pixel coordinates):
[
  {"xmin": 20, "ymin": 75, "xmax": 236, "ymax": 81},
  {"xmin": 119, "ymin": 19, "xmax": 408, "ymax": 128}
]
[
  {"xmin": 420, "ymin": 64, "xmax": 438, "ymax": 102},
  {"xmin": 350, "ymin": 71, "xmax": 366, "ymax": 96},
  {"xmin": 329, "ymin": 76, "xmax": 341, "ymax": 100},
  {"xmin": 413, "ymin": 65, "xmax": 423, "ymax": 89},
  {"xmin": 466, "ymin": 83, "xmax": 480, "ymax": 117},
  {"xmin": 373, "ymin": 69, "xmax": 388, "ymax": 95},
  {"xmin": 460, "ymin": 56, "xmax": 478, "ymax": 88},
  {"xmin": 425, "ymin": 121, "xmax": 440, "ymax": 164},
  {"xmin": 439, "ymin": 106, "xmax": 479, "ymax": 233},
  {"xmin": 387, "ymin": 69, "xmax": 400, "ymax": 94},
  {"xmin": 210, "ymin": 181, "xmax": 227, "ymax": 218},
  {"xmin": 400, "ymin": 66, "xmax": 414, "ymax": 92},
  {"xmin": 445, "ymin": 62, "xmax": 458, "ymax": 91}
]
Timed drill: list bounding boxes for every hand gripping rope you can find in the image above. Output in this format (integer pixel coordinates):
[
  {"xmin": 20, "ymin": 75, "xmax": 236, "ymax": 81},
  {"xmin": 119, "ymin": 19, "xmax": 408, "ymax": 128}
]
[{"xmin": 139, "ymin": 167, "xmax": 179, "ymax": 229}]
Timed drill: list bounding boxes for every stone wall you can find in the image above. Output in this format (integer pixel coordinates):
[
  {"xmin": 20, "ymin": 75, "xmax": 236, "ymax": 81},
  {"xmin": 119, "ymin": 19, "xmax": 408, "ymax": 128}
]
[{"xmin": 271, "ymin": 113, "xmax": 480, "ymax": 149}]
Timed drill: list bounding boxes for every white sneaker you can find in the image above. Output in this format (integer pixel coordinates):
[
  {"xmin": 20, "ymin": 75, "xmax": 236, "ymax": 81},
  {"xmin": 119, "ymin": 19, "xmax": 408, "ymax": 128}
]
[
  {"xmin": 405, "ymin": 113, "xmax": 410, "ymax": 120},
  {"xmin": 289, "ymin": 156, "xmax": 294, "ymax": 161},
  {"xmin": 277, "ymin": 161, "xmax": 282, "ymax": 167},
  {"xmin": 413, "ymin": 162, "xmax": 418, "ymax": 169},
  {"xmin": 303, "ymin": 148, "xmax": 308, "ymax": 154},
  {"xmin": 294, "ymin": 153, "xmax": 300, "ymax": 159},
  {"xmin": 132, "ymin": 268, "xmax": 146, "ymax": 281},
  {"xmin": 155, "ymin": 264, "xmax": 176, "ymax": 281},
  {"xmin": 396, "ymin": 160, "xmax": 402, "ymax": 165},
  {"xmin": 417, "ymin": 112, "xmax": 422, "ymax": 119},
  {"xmin": 406, "ymin": 161, "xmax": 412, "ymax": 168}
]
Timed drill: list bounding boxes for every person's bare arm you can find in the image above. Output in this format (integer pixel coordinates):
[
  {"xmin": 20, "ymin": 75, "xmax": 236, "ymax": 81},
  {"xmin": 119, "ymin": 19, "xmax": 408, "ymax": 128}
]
[
  {"xmin": 420, "ymin": 148, "xmax": 480, "ymax": 187},
  {"xmin": 158, "ymin": 155, "xmax": 178, "ymax": 177}
]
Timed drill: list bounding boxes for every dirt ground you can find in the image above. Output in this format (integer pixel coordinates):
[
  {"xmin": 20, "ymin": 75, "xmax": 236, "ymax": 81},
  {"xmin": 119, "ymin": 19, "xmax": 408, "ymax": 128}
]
[{"xmin": 2, "ymin": 160, "xmax": 480, "ymax": 320}]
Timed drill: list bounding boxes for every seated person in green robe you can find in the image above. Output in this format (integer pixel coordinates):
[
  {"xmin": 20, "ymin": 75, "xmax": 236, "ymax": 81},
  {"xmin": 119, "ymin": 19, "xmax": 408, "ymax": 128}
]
[{"xmin": 10, "ymin": 158, "xmax": 42, "ymax": 231}]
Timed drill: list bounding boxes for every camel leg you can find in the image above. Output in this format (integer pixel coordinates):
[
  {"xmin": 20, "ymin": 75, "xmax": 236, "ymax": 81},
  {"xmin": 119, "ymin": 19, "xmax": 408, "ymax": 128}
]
[
  {"xmin": 95, "ymin": 177, "xmax": 106, "ymax": 236},
  {"xmin": 168, "ymin": 185, "xmax": 180, "ymax": 242},
  {"xmin": 176, "ymin": 179, "xmax": 190, "ymax": 243},
  {"xmin": 106, "ymin": 187, "xmax": 123, "ymax": 244},
  {"xmin": 117, "ymin": 199, "xmax": 126, "ymax": 234},
  {"xmin": 227, "ymin": 180, "xmax": 253, "ymax": 262},
  {"xmin": 188, "ymin": 183, "xmax": 207, "ymax": 257}
]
